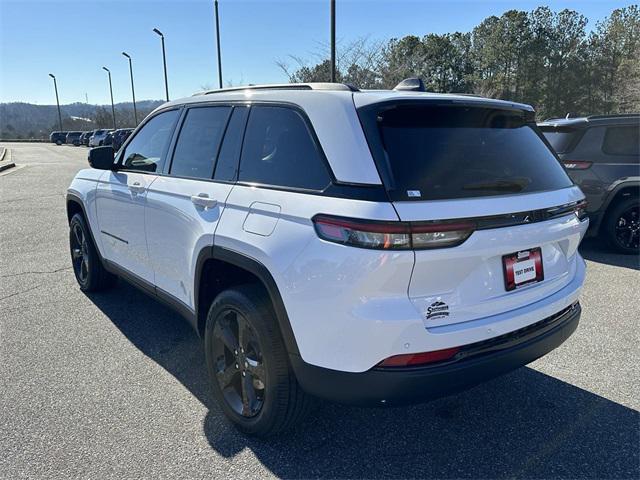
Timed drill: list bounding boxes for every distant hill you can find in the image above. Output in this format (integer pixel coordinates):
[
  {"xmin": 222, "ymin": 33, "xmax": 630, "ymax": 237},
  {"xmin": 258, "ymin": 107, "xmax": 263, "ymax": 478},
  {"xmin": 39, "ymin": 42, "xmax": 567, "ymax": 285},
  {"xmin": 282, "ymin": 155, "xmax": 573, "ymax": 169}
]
[{"xmin": 0, "ymin": 100, "xmax": 164, "ymax": 140}]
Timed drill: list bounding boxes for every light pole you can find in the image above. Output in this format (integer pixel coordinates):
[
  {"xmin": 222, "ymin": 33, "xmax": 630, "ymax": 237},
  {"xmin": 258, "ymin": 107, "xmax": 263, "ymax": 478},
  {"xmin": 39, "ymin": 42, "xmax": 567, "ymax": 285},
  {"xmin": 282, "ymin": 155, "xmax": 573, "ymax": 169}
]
[
  {"xmin": 122, "ymin": 52, "xmax": 138, "ymax": 125},
  {"xmin": 330, "ymin": 0, "xmax": 336, "ymax": 82},
  {"xmin": 48, "ymin": 73, "xmax": 63, "ymax": 131},
  {"xmin": 214, "ymin": 0, "xmax": 223, "ymax": 88},
  {"xmin": 102, "ymin": 67, "xmax": 117, "ymax": 130},
  {"xmin": 153, "ymin": 28, "xmax": 169, "ymax": 101}
]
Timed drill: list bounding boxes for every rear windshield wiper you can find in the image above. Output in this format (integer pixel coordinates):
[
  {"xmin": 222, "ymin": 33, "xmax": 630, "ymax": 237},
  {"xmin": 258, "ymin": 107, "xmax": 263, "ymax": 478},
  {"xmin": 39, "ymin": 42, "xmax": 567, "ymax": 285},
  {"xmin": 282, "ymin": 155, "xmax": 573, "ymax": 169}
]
[{"xmin": 462, "ymin": 178, "xmax": 530, "ymax": 193}]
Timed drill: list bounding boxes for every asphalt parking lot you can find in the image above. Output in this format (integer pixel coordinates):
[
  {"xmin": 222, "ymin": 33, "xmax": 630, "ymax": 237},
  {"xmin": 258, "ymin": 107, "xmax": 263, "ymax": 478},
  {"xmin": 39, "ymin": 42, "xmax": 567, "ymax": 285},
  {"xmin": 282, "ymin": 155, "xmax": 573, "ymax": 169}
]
[{"xmin": 1, "ymin": 142, "xmax": 638, "ymax": 479}]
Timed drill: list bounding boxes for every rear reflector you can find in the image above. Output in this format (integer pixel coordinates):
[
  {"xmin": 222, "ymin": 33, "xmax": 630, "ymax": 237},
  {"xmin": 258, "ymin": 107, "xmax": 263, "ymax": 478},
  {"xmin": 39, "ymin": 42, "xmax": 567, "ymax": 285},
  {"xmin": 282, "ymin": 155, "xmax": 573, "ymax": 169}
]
[
  {"xmin": 563, "ymin": 161, "xmax": 592, "ymax": 170},
  {"xmin": 312, "ymin": 214, "xmax": 474, "ymax": 250},
  {"xmin": 377, "ymin": 347, "xmax": 461, "ymax": 367}
]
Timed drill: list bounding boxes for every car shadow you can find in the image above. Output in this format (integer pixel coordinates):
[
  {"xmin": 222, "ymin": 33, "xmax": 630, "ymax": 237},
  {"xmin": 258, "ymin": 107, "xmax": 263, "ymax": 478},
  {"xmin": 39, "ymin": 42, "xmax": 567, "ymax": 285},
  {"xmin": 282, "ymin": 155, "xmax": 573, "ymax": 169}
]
[
  {"xmin": 87, "ymin": 284, "xmax": 639, "ymax": 479},
  {"xmin": 579, "ymin": 237, "xmax": 639, "ymax": 270}
]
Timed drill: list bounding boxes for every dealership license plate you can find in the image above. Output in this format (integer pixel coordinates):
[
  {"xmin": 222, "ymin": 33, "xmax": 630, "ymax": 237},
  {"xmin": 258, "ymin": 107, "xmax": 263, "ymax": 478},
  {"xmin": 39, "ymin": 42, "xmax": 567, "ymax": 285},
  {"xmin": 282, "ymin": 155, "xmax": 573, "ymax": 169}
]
[{"xmin": 502, "ymin": 248, "xmax": 544, "ymax": 291}]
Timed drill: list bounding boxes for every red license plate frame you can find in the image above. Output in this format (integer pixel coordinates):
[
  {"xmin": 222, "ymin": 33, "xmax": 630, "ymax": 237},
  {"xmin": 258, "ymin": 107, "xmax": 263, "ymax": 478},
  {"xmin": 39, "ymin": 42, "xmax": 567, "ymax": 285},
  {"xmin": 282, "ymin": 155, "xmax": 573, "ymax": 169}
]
[{"xmin": 502, "ymin": 247, "xmax": 544, "ymax": 291}]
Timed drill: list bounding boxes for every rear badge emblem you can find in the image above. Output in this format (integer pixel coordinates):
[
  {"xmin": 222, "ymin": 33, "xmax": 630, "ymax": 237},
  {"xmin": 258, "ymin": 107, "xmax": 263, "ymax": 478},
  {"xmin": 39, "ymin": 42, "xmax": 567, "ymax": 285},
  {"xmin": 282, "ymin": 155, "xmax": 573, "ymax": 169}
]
[
  {"xmin": 407, "ymin": 190, "xmax": 422, "ymax": 198},
  {"xmin": 426, "ymin": 301, "xmax": 449, "ymax": 320}
]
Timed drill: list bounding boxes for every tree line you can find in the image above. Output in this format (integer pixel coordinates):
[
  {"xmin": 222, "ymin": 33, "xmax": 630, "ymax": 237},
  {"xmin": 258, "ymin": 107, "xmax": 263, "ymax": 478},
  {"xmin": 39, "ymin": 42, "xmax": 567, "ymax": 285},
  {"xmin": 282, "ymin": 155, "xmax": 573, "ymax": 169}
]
[{"xmin": 280, "ymin": 5, "xmax": 640, "ymax": 119}]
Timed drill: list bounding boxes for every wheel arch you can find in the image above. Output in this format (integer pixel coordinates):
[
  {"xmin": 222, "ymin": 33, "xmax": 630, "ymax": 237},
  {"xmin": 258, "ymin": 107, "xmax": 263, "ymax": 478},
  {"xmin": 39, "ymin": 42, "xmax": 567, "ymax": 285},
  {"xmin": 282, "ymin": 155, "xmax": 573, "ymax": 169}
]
[
  {"xmin": 596, "ymin": 180, "xmax": 640, "ymax": 234},
  {"xmin": 194, "ymin": 246, "xmax": 300, "ymax": 357}
]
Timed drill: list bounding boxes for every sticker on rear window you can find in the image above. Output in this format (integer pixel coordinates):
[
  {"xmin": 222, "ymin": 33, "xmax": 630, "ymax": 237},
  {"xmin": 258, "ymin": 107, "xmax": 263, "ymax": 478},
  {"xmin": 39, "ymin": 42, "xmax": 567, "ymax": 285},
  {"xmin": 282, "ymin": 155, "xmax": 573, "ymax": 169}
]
[{"xmin": 407, "ymin": 190, "xmax": 422, "ymax": 198}]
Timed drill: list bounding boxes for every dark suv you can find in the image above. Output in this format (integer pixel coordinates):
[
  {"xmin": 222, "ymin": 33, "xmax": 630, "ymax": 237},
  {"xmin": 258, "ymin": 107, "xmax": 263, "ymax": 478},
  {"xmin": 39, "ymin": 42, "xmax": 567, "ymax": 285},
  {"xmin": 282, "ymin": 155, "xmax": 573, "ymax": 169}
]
[
  {"xmin": 66, "ymin": 131, "xmax": 83, "ymax": 146},
  {"xmin": 50, "ymin": 131, "xmax": 68, "ymax": 145},
  {"xmin": 539, "ymin": 114, "xmax": 639, "ymax": 254}
]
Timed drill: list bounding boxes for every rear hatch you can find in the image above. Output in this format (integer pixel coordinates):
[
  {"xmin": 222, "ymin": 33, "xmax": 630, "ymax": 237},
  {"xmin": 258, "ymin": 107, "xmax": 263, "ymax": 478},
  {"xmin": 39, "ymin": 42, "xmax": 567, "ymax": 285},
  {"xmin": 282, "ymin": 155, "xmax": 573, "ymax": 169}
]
[{"xmin": 356, "ymin": 98, "xmax": 587, "ymax": 327}]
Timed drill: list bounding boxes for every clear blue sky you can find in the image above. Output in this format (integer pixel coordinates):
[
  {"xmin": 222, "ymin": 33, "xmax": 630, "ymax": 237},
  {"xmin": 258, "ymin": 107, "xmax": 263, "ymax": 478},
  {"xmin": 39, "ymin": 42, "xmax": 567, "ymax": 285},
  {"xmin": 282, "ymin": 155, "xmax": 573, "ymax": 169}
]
[{"xmin": 0, "ymin": 0, "xmax": 632, "ymax": 105}]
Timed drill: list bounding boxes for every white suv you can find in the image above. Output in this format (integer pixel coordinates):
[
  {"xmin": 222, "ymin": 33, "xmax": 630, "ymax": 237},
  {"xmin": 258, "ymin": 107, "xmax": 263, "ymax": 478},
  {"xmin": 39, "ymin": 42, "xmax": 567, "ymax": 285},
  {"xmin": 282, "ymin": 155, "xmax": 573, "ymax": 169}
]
[
  {"xmin": 88, "ymin": 129, "xmax": 112, "ymax": 147},
  {"xmin": 67, "ymin": 82, "xmax": 588, "ymax": 436}
]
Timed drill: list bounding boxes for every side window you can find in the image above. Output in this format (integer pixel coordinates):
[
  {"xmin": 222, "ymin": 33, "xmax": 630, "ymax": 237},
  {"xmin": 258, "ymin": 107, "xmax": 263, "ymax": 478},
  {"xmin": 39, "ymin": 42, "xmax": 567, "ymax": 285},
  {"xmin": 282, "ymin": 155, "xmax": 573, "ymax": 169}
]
[
  {"xmin": 169, "ymin": 106, "xmax": 231, "ymax": 179},
  {"xmin": 238, "ymin": 106, "xmax": 331, "ymax": 190},
  {"xmin": 120, "ymin": 109, "xmax": 180, "ymax": 173},
  {"xmin": 603, "ymin": 126, "xmax": 640, "ymax": 156},
  {"xmin": 214, "ymin": 106, "xmax": 249, "ymax": 182}
]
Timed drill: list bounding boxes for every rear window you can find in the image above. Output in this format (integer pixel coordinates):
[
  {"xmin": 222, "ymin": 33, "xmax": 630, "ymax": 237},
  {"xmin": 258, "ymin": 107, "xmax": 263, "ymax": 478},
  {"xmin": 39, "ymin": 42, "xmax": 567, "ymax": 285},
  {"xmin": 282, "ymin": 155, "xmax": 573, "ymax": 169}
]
[
  {"xmin": 539, "ymin": 126, "xmax": 584, "ymax": 154},
  {"xmin": 359, "ymin": 103, "xmax": 573, "ymax": 201}
]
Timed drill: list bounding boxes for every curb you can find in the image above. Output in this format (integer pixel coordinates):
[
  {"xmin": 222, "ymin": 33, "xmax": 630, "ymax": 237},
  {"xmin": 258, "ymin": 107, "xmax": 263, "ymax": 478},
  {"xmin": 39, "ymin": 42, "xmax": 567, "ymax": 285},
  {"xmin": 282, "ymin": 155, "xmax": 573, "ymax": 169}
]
[{"xmin": 0, "ymin": 148, "xmax": 15, "ymax": 172}]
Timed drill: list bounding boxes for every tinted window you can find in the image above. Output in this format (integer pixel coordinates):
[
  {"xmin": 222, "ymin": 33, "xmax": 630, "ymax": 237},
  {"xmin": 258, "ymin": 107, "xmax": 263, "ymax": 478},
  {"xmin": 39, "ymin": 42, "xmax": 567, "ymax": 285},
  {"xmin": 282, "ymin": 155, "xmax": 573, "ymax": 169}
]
[
  {"xmin": 214, "ymin": 106, "xmax": 249, "ymax": 182},
  {"xmin": 170, "ymin": 106, "xmax": 231, "ymax": 179},
  {"xmin": 239, "ymin": 106, "xmax": 330, "ymax": 190},
  {"xmin": 603, "ymin": 126, "xmax": 640, "ymax": 156},
  {"xmin": 359, "ymin": 104, "xmax": 573, "ymax": 201},
  {"xmin": 120, "ymin": 109, "xmax": 179, "ymax": 173}
]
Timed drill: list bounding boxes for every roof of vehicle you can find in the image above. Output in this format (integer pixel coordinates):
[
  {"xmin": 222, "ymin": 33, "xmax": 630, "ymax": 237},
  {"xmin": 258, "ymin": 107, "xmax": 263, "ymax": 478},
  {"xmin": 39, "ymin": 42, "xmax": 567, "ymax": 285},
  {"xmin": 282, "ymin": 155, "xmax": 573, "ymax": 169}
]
[
  {"xmin": 158, "ymin": 82, "xmax": 534, "ymax": 113},
  {"xmin": 539, "ymin": 113, "xmax": 639, "ymax": 128}
]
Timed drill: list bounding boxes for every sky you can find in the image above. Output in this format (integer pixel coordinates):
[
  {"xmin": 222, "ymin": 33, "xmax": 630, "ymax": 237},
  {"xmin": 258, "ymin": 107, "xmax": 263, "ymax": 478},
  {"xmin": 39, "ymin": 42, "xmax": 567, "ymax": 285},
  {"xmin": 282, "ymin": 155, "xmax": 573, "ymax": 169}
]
[{"xmin": 0, "ymin": 0, "xmax": 633, "ymax": 105}]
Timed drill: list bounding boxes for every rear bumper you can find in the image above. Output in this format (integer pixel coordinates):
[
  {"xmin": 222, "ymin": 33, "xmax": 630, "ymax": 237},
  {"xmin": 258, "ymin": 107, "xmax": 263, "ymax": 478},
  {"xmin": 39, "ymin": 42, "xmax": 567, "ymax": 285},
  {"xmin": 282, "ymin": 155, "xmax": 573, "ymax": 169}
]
[{"xmin": 291, "ymin": 302, "xmax": 580, "ymax": 406}]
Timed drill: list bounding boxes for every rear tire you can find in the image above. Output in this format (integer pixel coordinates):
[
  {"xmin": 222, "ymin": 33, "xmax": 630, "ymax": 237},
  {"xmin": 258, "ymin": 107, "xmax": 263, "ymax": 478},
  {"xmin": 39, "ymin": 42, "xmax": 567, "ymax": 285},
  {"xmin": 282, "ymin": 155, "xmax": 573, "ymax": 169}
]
[
  {"xmin": 204, "ymin": 285, "xmax": 312, "ymax": 437},
  {"xmin": 69, "ymin": 213, "xmax": 117, "ymax": 291},
  {"xmin": 604, "ymin": 197, "xmax": 640, "ymax": 254}
]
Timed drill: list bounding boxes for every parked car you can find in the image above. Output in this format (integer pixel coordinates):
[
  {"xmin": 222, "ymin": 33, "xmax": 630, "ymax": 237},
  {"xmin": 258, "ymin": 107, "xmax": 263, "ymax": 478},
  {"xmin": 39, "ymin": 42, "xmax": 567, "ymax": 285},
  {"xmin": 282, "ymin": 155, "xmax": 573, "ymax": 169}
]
[
  {"xmin": 88, "ymin": 129, "xmax": 111, "ymax": 147},
  {"xmin": 79, "ymin": 131, "xmax": 93, "ymax": 146},
  {"xmin": 66, "ymin": 81, "xmax": 587, "ymax": 436},
  {"xmin": 66, "ymin": 131, "xmax": 83, "ymax": 146},
  {"xmin": 539, "ymin": 114, "xmax": 639, "ymax": 254},
  {"xmin": 112, "ymin": 128, "xmax": 134, "ymax": 151},
  {"xmin": 103, "ymin": 131, "xmax": 113, "ymax": 146},
  {"xmin": 50, "ymin": 131, "xmax": 68, "ymax": 145}
]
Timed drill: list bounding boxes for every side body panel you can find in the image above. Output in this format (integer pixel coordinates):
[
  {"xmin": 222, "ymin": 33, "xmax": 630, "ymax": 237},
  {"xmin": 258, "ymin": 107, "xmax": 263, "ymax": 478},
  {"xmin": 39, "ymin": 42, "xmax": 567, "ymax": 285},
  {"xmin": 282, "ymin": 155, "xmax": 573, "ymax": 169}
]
[{"xmin": 145, "ymin": 176, "xmax": 234, "ymax": 310}]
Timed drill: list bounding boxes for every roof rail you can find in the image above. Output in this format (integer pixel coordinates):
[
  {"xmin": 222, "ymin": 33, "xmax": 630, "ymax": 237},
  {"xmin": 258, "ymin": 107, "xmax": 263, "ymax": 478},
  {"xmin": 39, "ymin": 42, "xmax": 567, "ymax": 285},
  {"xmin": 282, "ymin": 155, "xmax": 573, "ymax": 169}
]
[
  {"xmin": 586, "ymin": 113, "xmax": 639, "ymax": 120},
  {"xmin": 194, "ymin": 82, "xmax": 359, "ymax": 96}
]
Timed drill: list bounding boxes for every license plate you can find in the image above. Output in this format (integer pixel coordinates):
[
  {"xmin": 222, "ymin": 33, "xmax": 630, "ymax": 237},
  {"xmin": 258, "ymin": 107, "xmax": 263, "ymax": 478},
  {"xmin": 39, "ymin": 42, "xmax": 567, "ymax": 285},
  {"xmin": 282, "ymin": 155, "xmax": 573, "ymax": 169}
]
[{"xmin": 502, "ymin": 248, "xmax": 544, "ymax": 291}]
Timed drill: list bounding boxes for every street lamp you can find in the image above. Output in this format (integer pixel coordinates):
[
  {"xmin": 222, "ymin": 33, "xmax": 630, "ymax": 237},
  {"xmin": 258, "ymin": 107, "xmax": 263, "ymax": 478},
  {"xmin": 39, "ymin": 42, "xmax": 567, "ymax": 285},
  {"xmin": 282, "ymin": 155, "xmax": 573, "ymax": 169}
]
[
  {"xmin": 330, "ymin": 0, "xmax": 336, "ymax": 82},
  {"xmin": 153, "ymin": 28, "xmax": 169, "ymax": 101},
  {"xmin": 214, "ymin": 0, "xmax": 223, "ymax": 88},
  {"xmin": 102, "ymin": 67, "xmax": 117, "ymax": 130},
  {"xmin": 122, "ymin": 52, "xmax": 138, "ymax": 125},
  {"xmin": 48, "ymin": 74, "xmax": 63, "ymax": 131}
]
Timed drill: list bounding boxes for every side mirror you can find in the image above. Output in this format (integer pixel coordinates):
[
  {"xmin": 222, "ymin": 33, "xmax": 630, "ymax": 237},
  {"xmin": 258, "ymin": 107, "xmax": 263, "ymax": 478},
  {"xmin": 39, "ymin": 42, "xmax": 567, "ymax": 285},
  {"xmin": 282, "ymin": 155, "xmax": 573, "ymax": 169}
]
[{"xmin": 88, "ymin": 146, "xmax": 116, "ymax": 170}]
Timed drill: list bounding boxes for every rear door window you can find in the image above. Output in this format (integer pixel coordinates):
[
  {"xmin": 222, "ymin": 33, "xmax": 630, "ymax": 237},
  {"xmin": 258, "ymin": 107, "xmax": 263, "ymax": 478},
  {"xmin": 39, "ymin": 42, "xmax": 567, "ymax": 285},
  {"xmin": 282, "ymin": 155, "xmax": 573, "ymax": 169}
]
[
  {"xmin": 238, "ymin": 106, "xmax": 331, "ymax": 191},
  {"xmin": 214, "ymin": 106, "xmax": 249, "ymax": 182},
  {"xmin": 603, "ymin": 126, "xmax": 640, "ymax": 156},
  {"xmin": 359, "ymin": 103, "xmax": 573, "ymax": 201},
  {"xmin": 169, "ymin": 106, "xmax": 231, "ymax": 179}
]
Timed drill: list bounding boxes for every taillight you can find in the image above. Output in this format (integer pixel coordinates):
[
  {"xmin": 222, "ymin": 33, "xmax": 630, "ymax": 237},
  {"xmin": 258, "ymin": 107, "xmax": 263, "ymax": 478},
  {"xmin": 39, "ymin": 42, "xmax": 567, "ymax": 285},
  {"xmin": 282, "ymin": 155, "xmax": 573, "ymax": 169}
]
[
  {"xmin": 574, "ymin": 199, "xmax": 588, "ymax": 221},
  {"xmin": 563, "ymin": 161, "xmax": 592, "ymax": 170},
  {"xmin": 377, "ymin": 347, "xmax": 460, "ymax": 367},
  {"xmin": 312, "ymin": 215, "xmax": 474, "ymax": 250}
]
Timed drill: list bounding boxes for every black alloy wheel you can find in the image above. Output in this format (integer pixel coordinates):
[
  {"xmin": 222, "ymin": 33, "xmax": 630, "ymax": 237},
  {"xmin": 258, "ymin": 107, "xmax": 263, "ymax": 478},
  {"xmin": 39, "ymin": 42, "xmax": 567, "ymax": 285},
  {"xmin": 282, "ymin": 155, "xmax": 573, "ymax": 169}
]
[
  {"xmin": 70, "ymin": 221, "xmax": 90, "ymax": 286},
  {"xmin": 212, "ymin": 308, "xmax": 266, "ymax": 417},
  {"xmin": 614, "ymin": 203, "xmax": 640, "ymax": 251}
]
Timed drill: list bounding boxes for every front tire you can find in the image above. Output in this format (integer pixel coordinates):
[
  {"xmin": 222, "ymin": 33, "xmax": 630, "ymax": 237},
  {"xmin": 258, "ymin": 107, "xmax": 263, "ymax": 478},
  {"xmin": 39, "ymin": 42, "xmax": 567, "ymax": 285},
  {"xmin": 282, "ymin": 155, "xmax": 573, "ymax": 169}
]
[
  {"xmin": 69, "ymin": 213, "xmax": 117, "ymax": 291},
  {"xmin": 204, "ymin": 285, "xmax": 311, "ymax": 437},
  {"xmin": 605, "ymin": 197, "xmax": 640, "ymax": 254}
]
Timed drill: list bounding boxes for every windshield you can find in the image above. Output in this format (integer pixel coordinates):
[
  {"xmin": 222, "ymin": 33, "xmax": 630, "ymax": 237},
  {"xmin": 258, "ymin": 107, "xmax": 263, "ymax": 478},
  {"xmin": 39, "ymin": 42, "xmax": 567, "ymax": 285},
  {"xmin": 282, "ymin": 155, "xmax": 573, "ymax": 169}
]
[{"xmin": 358, "ymin": 103, "xmax": 573, "ymax": 201}]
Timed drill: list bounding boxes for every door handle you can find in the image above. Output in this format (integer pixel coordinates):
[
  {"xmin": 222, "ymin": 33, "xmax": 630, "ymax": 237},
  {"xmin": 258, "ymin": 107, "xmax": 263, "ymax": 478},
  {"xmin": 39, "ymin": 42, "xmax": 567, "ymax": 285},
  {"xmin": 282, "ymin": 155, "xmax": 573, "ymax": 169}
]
[
  {"xmin": 191, "ymin": 193, "xmax": 217, "ymax": 209},
  {"xmin": 129, "ymin": 181, "xmax": 146, "ymax": 194}
]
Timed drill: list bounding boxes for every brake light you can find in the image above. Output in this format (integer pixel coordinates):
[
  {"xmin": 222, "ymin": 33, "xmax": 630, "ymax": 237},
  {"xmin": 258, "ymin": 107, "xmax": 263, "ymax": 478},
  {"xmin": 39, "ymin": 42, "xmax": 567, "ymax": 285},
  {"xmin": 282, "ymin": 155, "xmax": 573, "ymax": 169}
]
[
  {"xmin": 377, "ymin": 347, "xmax": 460, "ymax": 367},
  {"xmin": 312, "ymin": 215, "xmax": 474, "ymax": 250},
  {"xmin": 563, "ymin": 161, "xmax": 592, "ymax": 170}
]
